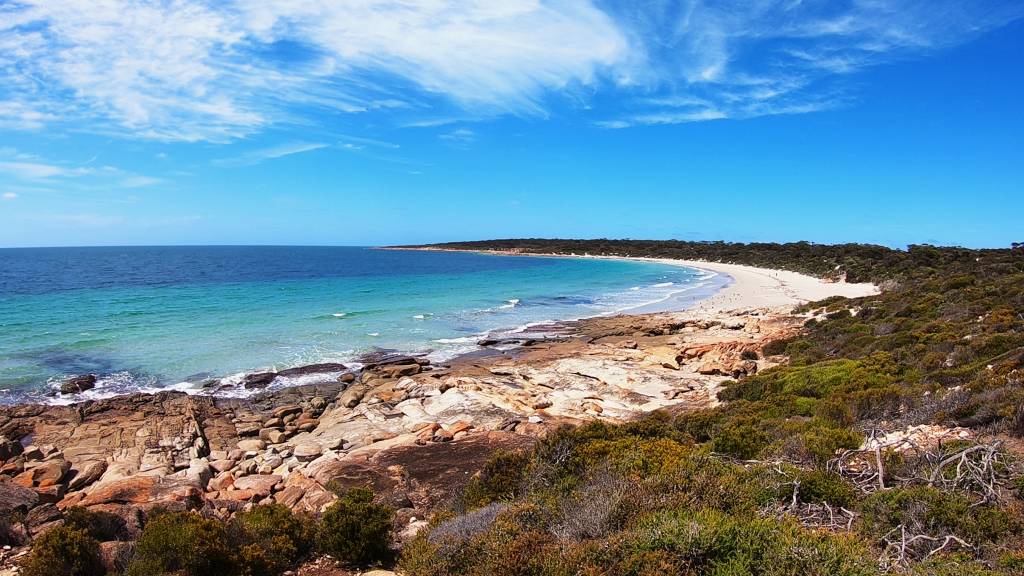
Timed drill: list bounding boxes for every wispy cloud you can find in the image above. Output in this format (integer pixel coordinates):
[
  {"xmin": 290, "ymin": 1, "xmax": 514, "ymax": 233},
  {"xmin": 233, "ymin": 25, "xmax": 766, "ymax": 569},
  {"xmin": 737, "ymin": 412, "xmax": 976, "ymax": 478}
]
[
  {"xmin": 595, "ymin": 1, "xmax": 1024, "ymax": 127},
  {"xmin": 439, "ymin": 128, "xmax": 476, "ymax": 148},
  {"xmin": 0, "ymin": 148, "xmax": 164, "ymax": 193},
  {"xmin": 2, "ymin": 192, "xmax": 17, "ymax": 200},
  {"xmin": 0, "ymin": 161, "xmax": 92, "ymax": 179},
  {"xmin": 212, "ymin": 142, "xmax": 328, "ymax": 167},
  {"xmin": 337, "ymin": 135, "xmax": 400, "ymax": 150},
  {"xmin": 0, "ymin": 1, "xmax": 1020, "ymax": 139}
]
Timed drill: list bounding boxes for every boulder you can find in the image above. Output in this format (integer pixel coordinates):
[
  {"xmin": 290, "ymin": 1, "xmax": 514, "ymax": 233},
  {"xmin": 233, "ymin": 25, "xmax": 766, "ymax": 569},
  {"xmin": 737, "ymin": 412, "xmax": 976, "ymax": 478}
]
[
  {"xmin": 61, "ymin": 374, "xmax": 97, "ymax": 394},
  {"xmin": 272, "ymin": 405, "xmax": 302, "ymax": 420},
  {"xmin": 78, "ymin": 476, "xmax": 203, "ymax": 509},
  {"xmin": 25, "ymin": 503, "xmax": 62, "ymax": 531},
  {"xmin": 259, "ymin": 428, "xmax": 287, "ymax": 444},
  {"xmin": 237, "ymin": 439, "xmax": 266, "ymax": 453},
  {"xmin": 231, "ymin": 474, "xmax": 281, "ymax": 498},
  {"xmin": 0, "ymin": 480, "xmax": 39, "ymax": 514},
  {"xmin": 210, "ymin": 459, "xmax": 235, "ymax": 473},
  {"xmin": 276, "ymin": 363, "xmax": 347, "ymax": 378},
  {"xmin": 0, "ymin": 435, "xmax": 23, "ymax": 461},
  {"xmin": 274, "ymin": 471, "xmax": 336, "ymax": 513},
  {"xmin": 293, "ymin": 443, "xmax": 322, "ymax": 462},
  {"xmin": 378, "ymin": 362, "xmax": 422, "ymax": 378},
  {"xmin": 243, "ymin": 372, "xmax": 277, "ymax": 389},
  {"xmin": 338, "ymin": 384, "xmax": 369, "ymax": 408},
  {"xmin": 31, "ymin": 458, "xmax": 71, "ymax": 487},
  {"xmin": 68, "ymin": 460, "xmax": 107, "ymax": 491}
]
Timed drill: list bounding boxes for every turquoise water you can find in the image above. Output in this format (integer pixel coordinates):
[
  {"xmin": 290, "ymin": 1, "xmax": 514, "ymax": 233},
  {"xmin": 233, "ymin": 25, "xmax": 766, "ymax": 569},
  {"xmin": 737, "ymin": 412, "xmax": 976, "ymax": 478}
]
[{"xmin": 0, "ymin": 247, "xmax": 725, "ymax": 402}]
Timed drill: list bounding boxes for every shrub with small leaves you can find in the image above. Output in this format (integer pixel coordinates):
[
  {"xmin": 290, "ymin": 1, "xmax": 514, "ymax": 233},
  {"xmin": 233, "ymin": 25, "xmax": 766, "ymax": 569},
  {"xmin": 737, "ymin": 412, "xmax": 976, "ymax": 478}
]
[
  {"xmin": 318, "ymin": 487, "xmax": 394, "ymax": 567},
  {"xmin": 230, "ymin": 503, "xmax": 314, "ymax": 576},
  {"xmin": 20, "ymin": 525, "xmax": 104, "ymax": 576},
  {"xmin": 125, "ymin": 510, "xmax": 237, "ymax": 576}
]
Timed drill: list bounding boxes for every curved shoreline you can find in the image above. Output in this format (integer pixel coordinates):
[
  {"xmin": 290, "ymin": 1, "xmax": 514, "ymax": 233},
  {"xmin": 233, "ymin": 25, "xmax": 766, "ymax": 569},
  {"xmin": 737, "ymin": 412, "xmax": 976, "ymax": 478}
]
[
  {"xmin": 396, "ymin": 248, "xmax": 880, "ymax": 315},
  {"xmin": 8, "ymin": 253, "xmax": 875, "ymax": 406}
]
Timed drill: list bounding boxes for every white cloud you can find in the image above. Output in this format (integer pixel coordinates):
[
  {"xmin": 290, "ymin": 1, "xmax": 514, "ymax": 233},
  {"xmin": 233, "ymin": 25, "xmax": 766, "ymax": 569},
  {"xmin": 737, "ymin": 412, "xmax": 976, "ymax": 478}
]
[
  {"xmin": 0, "ymin": 161, "xmax": 91, "ymax": 179},
  {"xmin": 0, "ymin": 0, "xmax": 628, "ymax": 141},
  {"xmin": 2, "ymin": 192, "xmax": 17, "ymax": 200},
  {"xmin": 0, "ymin": 0, "xmax": 1020, "ymax": 137}
]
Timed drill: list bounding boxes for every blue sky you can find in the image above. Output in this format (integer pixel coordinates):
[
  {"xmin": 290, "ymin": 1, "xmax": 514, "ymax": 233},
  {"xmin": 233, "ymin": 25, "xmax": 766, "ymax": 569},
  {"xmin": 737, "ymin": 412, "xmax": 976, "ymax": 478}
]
[{"xmin": 0, "ymin": 0, "xmax": 1022, "ymax": 249}]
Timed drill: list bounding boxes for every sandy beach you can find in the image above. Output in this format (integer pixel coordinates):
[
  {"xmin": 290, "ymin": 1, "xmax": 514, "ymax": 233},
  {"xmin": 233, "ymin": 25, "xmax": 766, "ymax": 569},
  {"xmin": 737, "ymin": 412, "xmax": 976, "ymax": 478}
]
[
  {"xmin": 646, "ymin": 258, "xmax": 880, "ymax": 314},
  {"xmin": 395, "ymin": 248, "xmax": 881, "ymax": 317}
]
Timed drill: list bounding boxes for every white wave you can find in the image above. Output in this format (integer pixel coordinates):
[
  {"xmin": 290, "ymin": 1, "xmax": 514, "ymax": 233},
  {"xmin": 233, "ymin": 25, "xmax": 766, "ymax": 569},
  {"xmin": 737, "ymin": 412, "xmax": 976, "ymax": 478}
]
[
  {"xmin": 497, "ymin": 298, "xmax": 520, "ymax": 309},
  {"xmin": 433, "ymin": 335, "xmax": 481, "ymax": 344},
  {"xmin": 629, "ymin": 286, "xmax": 640, "ymax": 291},
  {"xmin": 331, "ymin": 312, "xmax": 347, "ymax": 318},
  {"xmin": 652, "ymin": 282, "xmax": 674, "ymax": 288},
  {"xmin": 412, "ymin": 314, "xmax": 426, "ymax": 319},
  {"xmin": 367, "ymin": 332, "xmax": 380, "ymax": 337}
]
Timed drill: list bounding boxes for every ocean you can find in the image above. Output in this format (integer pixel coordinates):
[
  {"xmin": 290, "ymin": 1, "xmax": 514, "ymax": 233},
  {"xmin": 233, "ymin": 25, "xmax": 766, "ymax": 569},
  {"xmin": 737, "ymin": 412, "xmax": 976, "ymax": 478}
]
[{"xmin": 0, "ymin": 246, "xmax": 726, "ymax": 403}]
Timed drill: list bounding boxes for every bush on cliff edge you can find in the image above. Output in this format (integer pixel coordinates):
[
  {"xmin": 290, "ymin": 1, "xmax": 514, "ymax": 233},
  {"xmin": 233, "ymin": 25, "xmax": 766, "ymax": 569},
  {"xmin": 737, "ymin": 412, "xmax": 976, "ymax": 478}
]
[{"xmin": 20, "ymin": 525, "xmax": 104, "ymax": 576}]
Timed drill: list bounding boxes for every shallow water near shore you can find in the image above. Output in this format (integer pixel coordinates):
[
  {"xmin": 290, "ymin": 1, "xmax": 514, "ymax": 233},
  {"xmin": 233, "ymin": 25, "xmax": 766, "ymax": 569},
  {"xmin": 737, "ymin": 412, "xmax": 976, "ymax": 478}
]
[{"xmin": 0, "ymin": 246, "xmax": 725, "ymax": 403}]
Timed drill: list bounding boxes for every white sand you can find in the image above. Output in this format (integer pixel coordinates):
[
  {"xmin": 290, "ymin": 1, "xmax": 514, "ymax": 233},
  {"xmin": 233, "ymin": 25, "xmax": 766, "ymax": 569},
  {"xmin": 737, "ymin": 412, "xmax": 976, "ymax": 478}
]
[{"xmin": 637, "ymin": 258, "xmax": 879, "ymax": 314}]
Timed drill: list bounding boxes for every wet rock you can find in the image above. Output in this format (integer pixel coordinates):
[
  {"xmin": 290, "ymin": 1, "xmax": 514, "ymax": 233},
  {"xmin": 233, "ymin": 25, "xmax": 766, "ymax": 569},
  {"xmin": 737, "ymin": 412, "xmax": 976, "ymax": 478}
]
[
  {"xmin": 243, "ymin": 372, "xmax": 277, "ymax": 389},
  {"xmin": 61, "ymin": 374, "xmax": 97, "ymax": 395},
  {"xmin": 276, "ymin": 363, "xmax": 347, "ymax": 378}
]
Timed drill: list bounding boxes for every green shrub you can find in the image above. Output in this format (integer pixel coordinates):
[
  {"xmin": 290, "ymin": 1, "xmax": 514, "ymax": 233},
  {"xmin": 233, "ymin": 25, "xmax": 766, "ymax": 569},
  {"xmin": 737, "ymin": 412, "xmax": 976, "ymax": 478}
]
[
  {"xmin": 125, "ymin": 510, "xmax": 237, "ymax": 576},
  {"xmin": 801, "ymin": 427, "xmax": 862, "ymax": 463},
  {"xmin": 859, "ymin": 487, "xmax": 1020, "ymax": 547},
  {"xmin": 459, "ymin": 450, "xmax": 530, "ymax": 510},
  {"xmin": 20, "ymin": 525, "xmax": 104, "ymax": 576},
  {"xmin": 711, "ymin": 421, "xmax": 770, "ymax": 459},
  {"xmin": 63, "ymin": 506, "xmax": 127, "ymax": 541},
  {"xmin": 230, "ymin": 503, "xmax": 313, "ymax": 576},
  {"xmin": 632, "ymin": 508, "xmax": 878, "ymax": 576},
  {"xmin": 797, "ymin": 470, "xmax": 857, "ymax": 508},
  {"xmin": 318, "ymin": 487, "xmax": 394, "ymax": 567}
]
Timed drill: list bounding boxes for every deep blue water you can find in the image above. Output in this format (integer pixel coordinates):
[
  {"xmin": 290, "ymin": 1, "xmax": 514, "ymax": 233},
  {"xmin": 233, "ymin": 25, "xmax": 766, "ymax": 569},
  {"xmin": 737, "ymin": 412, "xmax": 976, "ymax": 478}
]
[{"xmin": 0, "ymin": 246, "xmax": 724, "ymax": 402}]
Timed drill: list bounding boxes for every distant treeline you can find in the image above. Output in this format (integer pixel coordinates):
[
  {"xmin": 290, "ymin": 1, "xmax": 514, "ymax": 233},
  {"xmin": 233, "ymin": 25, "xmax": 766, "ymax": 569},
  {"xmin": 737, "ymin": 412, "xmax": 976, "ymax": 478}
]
[{"xmin": 401, "ymin": 238, "xmax": 1022, "ymax": 284}]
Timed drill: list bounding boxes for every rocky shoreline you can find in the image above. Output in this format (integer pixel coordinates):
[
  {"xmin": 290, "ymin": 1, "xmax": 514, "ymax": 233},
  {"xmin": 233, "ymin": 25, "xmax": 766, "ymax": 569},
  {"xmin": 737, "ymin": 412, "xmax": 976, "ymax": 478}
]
[{"xmin": 0, "ymin": 296, "xmax": 818, "ymax": 572}]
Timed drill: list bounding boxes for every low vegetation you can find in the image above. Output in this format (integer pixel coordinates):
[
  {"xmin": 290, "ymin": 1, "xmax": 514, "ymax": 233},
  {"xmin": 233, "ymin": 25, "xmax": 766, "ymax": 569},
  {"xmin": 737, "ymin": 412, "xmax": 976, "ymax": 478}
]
[
  {"xmin": 20, "ymin": 495, "xmax": 393, "ymax": 576},
  {"xmin": 396, "ymin": 239, "xmax": 1024, "ymax": 575},
  {"xmin": 18, "ymin": 240, "xmax": 1024, "ymax": 574}
]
